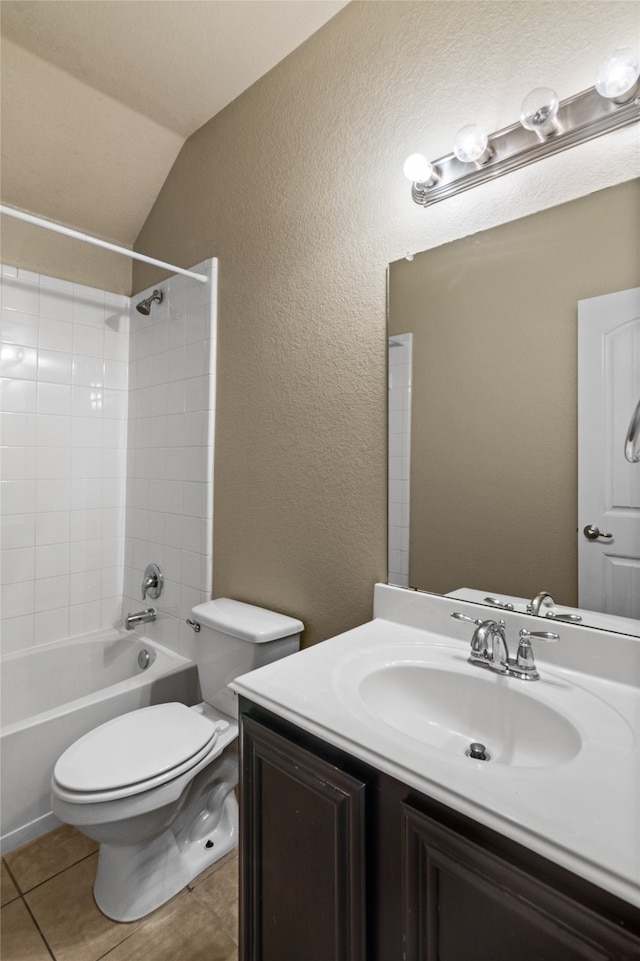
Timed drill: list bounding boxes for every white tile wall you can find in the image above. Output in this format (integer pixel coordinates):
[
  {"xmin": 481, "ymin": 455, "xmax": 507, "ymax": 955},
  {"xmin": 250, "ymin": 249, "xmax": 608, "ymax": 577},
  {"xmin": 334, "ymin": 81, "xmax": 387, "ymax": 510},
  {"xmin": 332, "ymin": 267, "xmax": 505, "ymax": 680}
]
[
  {"xmin": 0, "ymin": 265, "xmax": 129, "ymax": 654},
  {"xmin": 122, "ymin": 259, "xmax": 217, "ymax": 660},
  {"xmin": 388, "ymin": 333, "xmax": 412, "ymax": 588}
]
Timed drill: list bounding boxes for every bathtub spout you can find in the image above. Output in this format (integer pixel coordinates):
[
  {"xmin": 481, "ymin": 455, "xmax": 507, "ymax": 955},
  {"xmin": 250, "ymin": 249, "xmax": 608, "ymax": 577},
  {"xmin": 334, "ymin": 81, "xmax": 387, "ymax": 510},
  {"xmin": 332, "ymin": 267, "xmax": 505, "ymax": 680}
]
[{"xmin": 125, "ymin": 608, "xmax": 157, "ymax": 631}]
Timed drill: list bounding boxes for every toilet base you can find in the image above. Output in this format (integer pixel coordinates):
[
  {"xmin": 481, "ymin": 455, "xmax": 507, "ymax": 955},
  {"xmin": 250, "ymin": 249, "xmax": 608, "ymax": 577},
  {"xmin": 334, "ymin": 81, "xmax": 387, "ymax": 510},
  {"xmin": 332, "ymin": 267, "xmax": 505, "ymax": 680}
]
[{"xmin": 93, "ymin": 788, "xmax": 238, "ymax": 922}]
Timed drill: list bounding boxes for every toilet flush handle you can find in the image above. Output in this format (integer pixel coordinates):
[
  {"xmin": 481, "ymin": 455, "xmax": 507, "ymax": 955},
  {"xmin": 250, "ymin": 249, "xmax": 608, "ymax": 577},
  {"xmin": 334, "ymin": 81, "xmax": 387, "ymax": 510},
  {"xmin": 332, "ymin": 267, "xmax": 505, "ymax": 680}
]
[{"xmin": 186, "ymin": 618, "xmax": 201, "ymax": 633}]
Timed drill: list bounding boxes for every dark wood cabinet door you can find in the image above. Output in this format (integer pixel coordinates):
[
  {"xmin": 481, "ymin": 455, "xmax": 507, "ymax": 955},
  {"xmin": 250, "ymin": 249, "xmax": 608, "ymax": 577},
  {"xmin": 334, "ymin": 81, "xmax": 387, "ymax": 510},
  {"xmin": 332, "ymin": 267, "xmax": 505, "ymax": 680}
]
[
  {"xmin": 402, "ymin": 801, "xmax": 640, "ymax": 961},
  {"xmin": 240, "ymin": 715, "xmax": 367, "ymax": 961}
]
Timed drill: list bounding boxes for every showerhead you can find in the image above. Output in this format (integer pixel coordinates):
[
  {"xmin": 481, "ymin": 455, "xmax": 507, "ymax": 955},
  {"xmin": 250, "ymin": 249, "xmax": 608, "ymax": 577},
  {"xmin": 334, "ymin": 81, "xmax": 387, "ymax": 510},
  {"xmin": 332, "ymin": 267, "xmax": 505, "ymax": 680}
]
[{"xmin": 136, "ymin": 289, "xmax": 163, "ymax": 315}]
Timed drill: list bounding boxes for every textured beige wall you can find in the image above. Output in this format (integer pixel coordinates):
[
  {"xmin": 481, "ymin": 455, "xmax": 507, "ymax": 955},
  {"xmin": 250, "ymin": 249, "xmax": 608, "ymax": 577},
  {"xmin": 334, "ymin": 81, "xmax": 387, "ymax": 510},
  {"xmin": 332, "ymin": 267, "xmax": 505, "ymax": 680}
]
[
  {"xmin": 130, "ymin": 1, "xmax": 639, "ymax": 646},
  {"xmin": 0, "ymin": 217, "xmax": 132, "ymax": 294},
  {"xmin": 0, "ymin": 4, "xmax": 347, "ymax": 288},
  {"xmin": 389, "ymin": 181, "xmax": 640, "ymax": 605}
]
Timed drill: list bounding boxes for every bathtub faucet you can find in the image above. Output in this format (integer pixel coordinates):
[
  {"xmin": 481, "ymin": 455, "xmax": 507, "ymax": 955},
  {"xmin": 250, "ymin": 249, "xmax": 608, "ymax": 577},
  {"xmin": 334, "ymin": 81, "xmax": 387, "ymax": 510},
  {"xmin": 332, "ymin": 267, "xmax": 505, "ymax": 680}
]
[{"xmin": 125, "ymin": 608, "xmax": 157, "ymax": 631}]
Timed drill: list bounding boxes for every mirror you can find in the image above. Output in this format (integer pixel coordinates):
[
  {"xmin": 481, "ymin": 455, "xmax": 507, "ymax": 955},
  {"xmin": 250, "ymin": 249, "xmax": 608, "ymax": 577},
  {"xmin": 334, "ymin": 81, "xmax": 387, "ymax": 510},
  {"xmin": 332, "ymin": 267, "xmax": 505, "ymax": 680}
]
[{"xmin": 388, "ymin": 179, "xmax": 640, "ymax": 633}]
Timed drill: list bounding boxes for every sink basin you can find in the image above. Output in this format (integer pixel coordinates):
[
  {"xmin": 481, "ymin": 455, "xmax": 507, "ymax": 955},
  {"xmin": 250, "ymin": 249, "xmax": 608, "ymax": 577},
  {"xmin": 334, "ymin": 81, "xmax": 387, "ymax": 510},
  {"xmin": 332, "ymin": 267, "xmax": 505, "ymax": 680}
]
[
  {"xmin": 334, "ymin": 640, "xmax": 634, "ymax": 771},
  {"xmin": 359, "ymin": 663, "xmax": 581, "ymax": 767}
]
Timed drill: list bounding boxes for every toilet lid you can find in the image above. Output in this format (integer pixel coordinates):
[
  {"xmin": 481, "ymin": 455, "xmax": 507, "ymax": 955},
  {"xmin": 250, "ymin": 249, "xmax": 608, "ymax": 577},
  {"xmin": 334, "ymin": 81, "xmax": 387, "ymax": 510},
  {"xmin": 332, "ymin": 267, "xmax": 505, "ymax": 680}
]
[{"xmin": 54, "ymin": 703, "xmax": 218, "ymax": 793}]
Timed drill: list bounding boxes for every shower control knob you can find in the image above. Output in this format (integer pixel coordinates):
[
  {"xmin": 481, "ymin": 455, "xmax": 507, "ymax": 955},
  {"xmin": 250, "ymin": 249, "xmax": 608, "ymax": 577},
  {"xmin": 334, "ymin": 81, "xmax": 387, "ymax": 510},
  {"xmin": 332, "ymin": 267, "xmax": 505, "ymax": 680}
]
[{"xmin": 141, "ymin": 562, "xmax": 164, "ymax": 599}]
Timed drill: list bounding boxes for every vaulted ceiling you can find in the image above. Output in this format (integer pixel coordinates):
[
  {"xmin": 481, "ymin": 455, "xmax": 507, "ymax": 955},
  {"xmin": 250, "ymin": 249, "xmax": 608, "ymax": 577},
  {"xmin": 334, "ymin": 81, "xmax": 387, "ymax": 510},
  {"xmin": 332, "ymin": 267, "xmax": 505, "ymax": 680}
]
[{"xmin": 0, "ymin": 0, "xmax": 347, "ymax": 248}]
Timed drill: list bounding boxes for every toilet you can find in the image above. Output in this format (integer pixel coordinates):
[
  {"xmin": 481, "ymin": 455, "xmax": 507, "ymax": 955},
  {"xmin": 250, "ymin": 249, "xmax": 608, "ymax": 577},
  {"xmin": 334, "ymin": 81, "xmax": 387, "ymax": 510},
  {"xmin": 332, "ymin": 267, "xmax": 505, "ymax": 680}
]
[{"xmin": 51, "ymin": 598, "xmax": 303, "ymax": 922}]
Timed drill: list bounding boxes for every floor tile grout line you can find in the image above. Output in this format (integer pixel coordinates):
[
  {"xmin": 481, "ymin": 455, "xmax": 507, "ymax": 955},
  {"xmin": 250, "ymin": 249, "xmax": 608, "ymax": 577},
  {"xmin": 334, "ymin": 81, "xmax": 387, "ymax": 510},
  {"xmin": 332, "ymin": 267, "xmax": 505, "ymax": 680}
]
[
  {"xmin": 9, "ymin": 848, "xmax": 100, "ymax": 897},
  {"xmin": 5, "ymin": 844, "xmax": 128, "ymax": 961},
  {"xmin": 92, "ymin": 891, "xmax": 208, "ymax": 961},
  {"xmin": 189, "ymin": 885, "xmax": 239, "ymax": 944},
  {"xmin": 3, "ymin": 880, "xmax": 239, "ymax": 961},
  {"xmin": 4, "ymin": 833, "xmax": 240, "ymax": 960},
  {"xmin": 17, "ymin": 889, "xmax": 58, "ymax": 961},
  {"xmin": 203, "ymin": 903, "xmax": 239, "ymax": 946},
  {"xmin": 93, "ymin": 922, "xmax": 145, "ymax": 961},
  {"xmin": 6, "ymin": 840, "xmax": 234, "ymax": 898},
  {"xmin": 30, "ymin": 874, "xmax": 146, "ymax": 961},
  {"xmin": 93, "ymin": 889, "xmax": 239, "ymax": 961},
  {"xmin": 2, "ymin": 857, "xmax": 23, "ymax": 901}
]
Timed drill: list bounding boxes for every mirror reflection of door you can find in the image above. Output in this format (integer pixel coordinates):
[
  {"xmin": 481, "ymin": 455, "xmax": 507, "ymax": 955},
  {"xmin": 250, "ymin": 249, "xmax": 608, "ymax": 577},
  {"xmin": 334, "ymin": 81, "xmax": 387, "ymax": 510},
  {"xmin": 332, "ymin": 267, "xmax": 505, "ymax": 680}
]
[{"xmin": 578, "ymin": 287, "xmax": 640, "ymax": 616}]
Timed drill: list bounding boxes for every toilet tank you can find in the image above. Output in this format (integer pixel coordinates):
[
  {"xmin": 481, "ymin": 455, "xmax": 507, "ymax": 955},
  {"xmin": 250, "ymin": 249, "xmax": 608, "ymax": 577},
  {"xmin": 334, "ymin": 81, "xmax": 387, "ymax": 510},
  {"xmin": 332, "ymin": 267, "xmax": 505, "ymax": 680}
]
[{"xmin": 190, "ymin": 598, "xmax": 303, "ymax": 719}]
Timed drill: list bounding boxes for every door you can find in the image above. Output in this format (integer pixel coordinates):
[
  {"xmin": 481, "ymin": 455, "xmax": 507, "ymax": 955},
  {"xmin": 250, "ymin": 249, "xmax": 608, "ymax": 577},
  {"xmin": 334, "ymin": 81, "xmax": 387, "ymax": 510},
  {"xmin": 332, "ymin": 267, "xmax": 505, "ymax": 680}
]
[{"xmin": 578, "ymin": 287, "xmax": 640, "ymax": 616}]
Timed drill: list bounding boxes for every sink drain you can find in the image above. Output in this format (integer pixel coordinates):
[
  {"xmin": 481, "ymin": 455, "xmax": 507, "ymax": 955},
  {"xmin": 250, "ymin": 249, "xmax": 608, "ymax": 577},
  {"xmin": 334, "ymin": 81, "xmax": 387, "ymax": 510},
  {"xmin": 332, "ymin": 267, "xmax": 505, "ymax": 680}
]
[{"xmin": 466, "ymin": 742, "xmax": 490, "ymax": 761}]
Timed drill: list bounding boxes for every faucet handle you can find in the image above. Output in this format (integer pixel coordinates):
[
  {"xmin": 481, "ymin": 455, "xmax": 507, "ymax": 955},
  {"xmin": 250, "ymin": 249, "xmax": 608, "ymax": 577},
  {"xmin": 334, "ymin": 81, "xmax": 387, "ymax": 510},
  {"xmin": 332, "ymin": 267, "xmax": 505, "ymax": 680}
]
[
  {"xmin": 519, "ymin": 629, "xmax": 560, "ymax": 643},
  {"xmin": 514, "ymin": 628, "xmax": 560, "ymax": 679},
  {"xmin": 450, "ymin": 612, "xmax": 484, "ymax": 626},
  {"xmin": 545, "ymin": 610, "xmax": 582, "ymax": 623},
  {"xmin": 483, "ymin": 595, "xmax": 515, "ymax": 611}
]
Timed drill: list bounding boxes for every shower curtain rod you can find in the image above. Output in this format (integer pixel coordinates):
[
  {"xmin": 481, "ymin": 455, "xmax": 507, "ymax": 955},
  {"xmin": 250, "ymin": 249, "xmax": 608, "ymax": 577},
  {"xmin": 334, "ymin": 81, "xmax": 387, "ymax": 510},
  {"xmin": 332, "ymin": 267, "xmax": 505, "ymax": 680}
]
[{"xmin": 0, "ymin": 204, "xmax": 208, "ymax": 284}]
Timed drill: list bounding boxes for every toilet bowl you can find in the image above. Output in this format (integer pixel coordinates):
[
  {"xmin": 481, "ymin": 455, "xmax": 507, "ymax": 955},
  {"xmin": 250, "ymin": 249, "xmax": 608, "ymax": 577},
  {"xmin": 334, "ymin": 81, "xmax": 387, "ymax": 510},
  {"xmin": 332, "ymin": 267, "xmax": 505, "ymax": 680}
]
[{"xmin": 51, "ymin": 598, "xmax": 303, "ymax": 922}]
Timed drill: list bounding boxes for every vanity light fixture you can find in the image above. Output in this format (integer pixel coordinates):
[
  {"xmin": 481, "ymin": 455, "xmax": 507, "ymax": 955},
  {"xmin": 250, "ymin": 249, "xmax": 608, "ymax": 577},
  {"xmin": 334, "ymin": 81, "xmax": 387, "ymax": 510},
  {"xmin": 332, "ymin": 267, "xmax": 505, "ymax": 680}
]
[
  {"xmin": 453, "ymin": 124, "xmax": 493, "ymax": 165},
  {"xmin": 519, "ymin": 87, "xmax": 561, "ymax": 138},
  {"xmin": 404, "ymin": 48, "xmax": 640, "ymax": 207},
  {"xmin": 403, "ymin": 153, "xmax": 437, "ymax": 183},
  {"xmin": 595, "ymin": 47, "xmax": 640, "ymax": 103},
  {"xmin": 402, "ymin": 154, "xmax": 440, "ymax": 201}
]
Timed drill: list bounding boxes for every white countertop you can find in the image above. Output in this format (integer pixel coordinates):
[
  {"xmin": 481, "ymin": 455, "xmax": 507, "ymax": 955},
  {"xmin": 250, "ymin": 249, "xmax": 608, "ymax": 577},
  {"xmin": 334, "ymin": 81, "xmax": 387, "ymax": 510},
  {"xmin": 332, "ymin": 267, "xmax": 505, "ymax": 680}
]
[{"xmin": 231, "ymin": 584, "xmax": 640, "ymax": 908}]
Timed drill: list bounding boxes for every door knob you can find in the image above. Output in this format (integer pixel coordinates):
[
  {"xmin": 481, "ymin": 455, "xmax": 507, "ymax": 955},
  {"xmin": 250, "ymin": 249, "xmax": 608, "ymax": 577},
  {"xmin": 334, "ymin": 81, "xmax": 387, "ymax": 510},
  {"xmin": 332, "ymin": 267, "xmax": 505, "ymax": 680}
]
[{"xmin": 583, "ymin": 525, "xmax": 613, "ymax": 541}]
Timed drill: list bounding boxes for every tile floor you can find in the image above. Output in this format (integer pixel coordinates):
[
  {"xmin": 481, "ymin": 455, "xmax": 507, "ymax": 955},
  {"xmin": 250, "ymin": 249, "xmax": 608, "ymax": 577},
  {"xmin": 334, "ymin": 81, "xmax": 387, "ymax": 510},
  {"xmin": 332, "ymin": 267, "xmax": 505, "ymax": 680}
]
[{"xmin": 1, "ymin": 824, "xmax": 238, "ymax": 961}]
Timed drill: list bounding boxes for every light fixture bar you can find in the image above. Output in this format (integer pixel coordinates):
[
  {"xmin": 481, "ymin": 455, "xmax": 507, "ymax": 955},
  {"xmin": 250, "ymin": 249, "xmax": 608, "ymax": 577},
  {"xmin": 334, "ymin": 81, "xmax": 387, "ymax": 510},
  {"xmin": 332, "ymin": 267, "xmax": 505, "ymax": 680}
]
[{"xmin": 411, "ymin": 86, "xmax": 639, "ymax": 207}]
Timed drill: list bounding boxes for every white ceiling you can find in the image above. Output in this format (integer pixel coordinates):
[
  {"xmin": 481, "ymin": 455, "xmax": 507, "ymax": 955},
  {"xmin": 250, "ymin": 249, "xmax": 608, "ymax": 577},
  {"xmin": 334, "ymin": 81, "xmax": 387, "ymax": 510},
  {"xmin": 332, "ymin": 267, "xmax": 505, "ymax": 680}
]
[{"xmin": 0, "ymin": 0, "xmax": 348, "ymax": 246}]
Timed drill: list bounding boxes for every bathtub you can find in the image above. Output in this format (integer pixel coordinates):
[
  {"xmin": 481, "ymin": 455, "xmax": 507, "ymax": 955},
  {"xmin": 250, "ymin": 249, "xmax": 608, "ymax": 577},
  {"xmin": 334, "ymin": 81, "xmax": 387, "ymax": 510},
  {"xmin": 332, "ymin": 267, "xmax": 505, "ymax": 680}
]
[{"xmin": 0, "ymin": 629, "xmax": 199, "ymax": 855}]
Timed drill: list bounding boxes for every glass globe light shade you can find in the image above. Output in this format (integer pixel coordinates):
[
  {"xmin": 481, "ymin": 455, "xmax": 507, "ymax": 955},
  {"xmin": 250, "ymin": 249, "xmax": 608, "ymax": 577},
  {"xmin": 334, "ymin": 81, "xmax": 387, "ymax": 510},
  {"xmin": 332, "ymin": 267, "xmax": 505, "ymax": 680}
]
[
  {"xmin": 595, "ymin": 48, "xmax": 640, "ymax": 103},
  {"xmin": 453, "ymin": 125, "xmax": 492, "ymax": 164},
  {"xmin": 520, "ymin": 88, "xmax": 560, "ymax": 136},
  {"xmin": 403, "ymin": 154, "xmax": 437, "ymax": 184}
]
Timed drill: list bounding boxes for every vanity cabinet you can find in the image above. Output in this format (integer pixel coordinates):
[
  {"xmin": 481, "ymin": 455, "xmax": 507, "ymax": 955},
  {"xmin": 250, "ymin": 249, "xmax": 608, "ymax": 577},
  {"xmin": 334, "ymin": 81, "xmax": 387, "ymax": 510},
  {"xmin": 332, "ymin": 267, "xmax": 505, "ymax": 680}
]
[
  {"xmin": 401, "ymin": 804, "xmax": 636, "ymax": 961},
  {"xmin": 239, "ymin": 700, "xmax": 640, "ymax": 961},
  {"xmin": 239, "ymin": 711, "xmax": 367, "ymax": 961}
]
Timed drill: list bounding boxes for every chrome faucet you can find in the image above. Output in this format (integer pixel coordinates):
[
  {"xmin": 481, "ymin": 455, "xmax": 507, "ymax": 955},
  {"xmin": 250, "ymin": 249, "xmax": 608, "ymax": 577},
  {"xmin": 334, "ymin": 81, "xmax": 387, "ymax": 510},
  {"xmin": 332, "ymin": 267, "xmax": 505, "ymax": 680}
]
[
  {"xmin": 527, "ymin": 591, "xmax": 555, "ymax": 616},
  {"xmin": 452, "ymin": 613, "xmax": 509, "ymax": 673},
  {"xmin": 451, "ymin": 613, "xmax": 559, "ymax": 681},
  {"xmin": 125, "ymin": 608, "xmax": 156, "ymax": 631},
  {"xmin": 527, "ymin": 590, "xmax": 583, "ymax": 622}
]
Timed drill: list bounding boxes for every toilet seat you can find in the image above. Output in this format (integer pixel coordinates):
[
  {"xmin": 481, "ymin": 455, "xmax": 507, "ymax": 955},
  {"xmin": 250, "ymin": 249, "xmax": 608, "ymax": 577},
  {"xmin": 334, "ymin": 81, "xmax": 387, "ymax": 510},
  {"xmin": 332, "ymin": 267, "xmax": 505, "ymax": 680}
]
[{"xmin": 53, "ymin": 703, "xmax": 227, "ymax": 804}]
